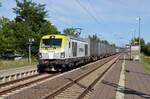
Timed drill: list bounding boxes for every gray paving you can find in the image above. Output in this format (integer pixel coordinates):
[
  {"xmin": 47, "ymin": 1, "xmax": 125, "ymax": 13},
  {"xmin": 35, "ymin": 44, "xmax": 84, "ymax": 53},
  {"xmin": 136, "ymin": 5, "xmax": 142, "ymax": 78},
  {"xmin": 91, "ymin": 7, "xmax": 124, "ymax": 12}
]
[{"xmin": 125, "ymin": 59, "xmax": 150, "ymax": 99}]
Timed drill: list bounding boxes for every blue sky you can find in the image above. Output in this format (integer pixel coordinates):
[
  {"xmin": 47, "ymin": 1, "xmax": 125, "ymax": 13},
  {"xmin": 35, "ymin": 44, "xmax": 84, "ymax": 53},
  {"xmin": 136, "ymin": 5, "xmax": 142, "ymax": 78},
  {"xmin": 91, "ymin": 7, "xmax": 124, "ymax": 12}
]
[{"xmin": 0, "ymin": 0, "xmax": 150, "ymax": 47}]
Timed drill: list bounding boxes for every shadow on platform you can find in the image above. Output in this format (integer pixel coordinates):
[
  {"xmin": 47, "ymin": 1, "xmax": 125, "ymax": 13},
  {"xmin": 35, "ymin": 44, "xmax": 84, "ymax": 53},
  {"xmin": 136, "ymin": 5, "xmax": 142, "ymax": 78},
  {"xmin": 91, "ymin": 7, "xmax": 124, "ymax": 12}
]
[
  {"xmin": 102, "ymin": 80, "xmax": 150, "ymax": 99},
  {"xmin": 125, "ymin": 69, "xmax": 150, "ymax": 77}
]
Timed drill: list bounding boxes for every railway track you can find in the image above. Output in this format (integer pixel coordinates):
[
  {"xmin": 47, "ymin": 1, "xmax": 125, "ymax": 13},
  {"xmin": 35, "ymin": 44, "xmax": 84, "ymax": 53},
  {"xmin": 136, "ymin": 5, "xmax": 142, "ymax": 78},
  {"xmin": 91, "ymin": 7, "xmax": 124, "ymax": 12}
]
[
  {"xmin": 42, "ymin": 55, "xmax": 120, "ymax": 99},
  {"xmin": 0, "ymin": 54, "xmax": 120, "ymax": 99},
  {"xmin": 0, "ymin": 73, "xmax": 40, "ymax": 88},
  {"xmin": 0, "ymin": 73, "xmax": 58, "ymax": 97}
]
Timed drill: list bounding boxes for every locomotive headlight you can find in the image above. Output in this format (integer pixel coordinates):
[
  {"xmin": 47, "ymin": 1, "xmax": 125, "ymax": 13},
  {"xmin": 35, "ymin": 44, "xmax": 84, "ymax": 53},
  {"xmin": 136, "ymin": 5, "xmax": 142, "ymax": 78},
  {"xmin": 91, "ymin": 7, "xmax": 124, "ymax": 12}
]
[
  {"xmin": 39, "ymin": 53, "xmax": 42, "ymax": 58},
  {"xmin": 60, "ymin": 52, "xmax": 65, "ymax": 58}
]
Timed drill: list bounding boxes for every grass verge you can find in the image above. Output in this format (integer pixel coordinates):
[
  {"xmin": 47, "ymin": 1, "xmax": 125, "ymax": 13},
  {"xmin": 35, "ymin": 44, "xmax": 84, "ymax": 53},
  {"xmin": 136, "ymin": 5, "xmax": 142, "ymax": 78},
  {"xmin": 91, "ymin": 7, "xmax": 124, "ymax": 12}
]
[
  {"xmin": 141, "ymin": 54, "xmax": 150, "ymax": 73},
  {"xmin": 0, "ymin": 58, "xmax": 38, "ymax": 70}
]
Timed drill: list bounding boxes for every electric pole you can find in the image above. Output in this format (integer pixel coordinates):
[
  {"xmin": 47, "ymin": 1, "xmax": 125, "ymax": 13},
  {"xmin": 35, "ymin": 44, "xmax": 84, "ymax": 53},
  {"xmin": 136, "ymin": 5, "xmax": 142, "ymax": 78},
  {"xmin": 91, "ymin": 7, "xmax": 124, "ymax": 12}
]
[
  {"xmin": 138, "ymin": 17, "xmax": 141, "ymax": 51},
  {"xmin": 136, "ymin": 17, "xmax": 141, "ymax": 60}
]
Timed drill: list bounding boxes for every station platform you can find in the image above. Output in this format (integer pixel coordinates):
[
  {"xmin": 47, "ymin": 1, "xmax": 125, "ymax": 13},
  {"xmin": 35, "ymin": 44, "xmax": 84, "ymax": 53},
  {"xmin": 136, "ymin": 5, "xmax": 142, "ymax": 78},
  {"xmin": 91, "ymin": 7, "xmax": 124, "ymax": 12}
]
[
  {"xmin": 125, "ymin": 59, "xmax": 150, "ymax": 99},
  {"xmin": 0, "ymin": 65, "xmax": 36, "ymax": 77},
  {"xmin": 90, "ymin": 54, "xmax": 150, "ymax": 99}
]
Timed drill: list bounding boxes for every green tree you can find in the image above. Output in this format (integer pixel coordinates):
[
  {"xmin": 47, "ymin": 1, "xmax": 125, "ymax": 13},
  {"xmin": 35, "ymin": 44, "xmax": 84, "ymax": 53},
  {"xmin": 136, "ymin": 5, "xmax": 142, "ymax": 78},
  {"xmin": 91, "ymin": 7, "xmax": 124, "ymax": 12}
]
[
  {"xmin": 143, "ymin": 43, "xmax": 150, "ymax": 56},
  {"xmin": 0, "ymin": 17, "xmax": 10, "ymax": 28},
  {"xmin": 131, "ymin": 37, "xmax": 145, "ymax": 52},
  {"xmin": 0, "ymin": 17, "xmax": 16, "ymax": 53},
  {"xmin": 131, "ymin": 37, "xmax": 145, "ymax": 46},
  {"xmin": 12, "ymin": 0, "xmax": 59, "ymax": 56},
  {"xmin": 111, "ymin": 43, "xmax": 116, "ymax": 47},
  {"xmin": 88, "ymin": 34, "xmax": 100, "ymax": 42},
  {"xmin": 13, "ymin": 0, "xmax": 58, "ymax": 35},
  {"xmin": 0, "ymin": 0, "xmax": 59, "ymax": 56},
  {"xmin": 10, "ymin": 21, "xmax": 33, "ymax": 55},
  {"xmin": 39, "ymin": 22, "xmax": 59, "ymax": 35},
  {"xmin": 63, "ymin": 28, "xmax": 77, "ymax": 37},
  {"xmin": 101, "ymin": 40, "xmax": 109, "ymax": 44}
]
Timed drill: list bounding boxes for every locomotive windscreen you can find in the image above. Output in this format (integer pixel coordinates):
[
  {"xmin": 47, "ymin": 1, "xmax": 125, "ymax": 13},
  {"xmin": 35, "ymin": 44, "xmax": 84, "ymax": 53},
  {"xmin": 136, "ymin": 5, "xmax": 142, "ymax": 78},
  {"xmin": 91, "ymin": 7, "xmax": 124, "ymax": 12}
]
[{"xmin": 41, "ymin": 38, "xmax": 62, "ymax": 48}]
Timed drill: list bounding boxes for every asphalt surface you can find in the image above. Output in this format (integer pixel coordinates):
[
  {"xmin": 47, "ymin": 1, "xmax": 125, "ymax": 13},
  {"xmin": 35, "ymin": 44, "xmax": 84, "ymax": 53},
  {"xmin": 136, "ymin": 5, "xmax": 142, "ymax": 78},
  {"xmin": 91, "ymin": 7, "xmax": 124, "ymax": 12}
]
[{"xmin": 125, "ymin": 57, "xmax": 150, "ymax": 99}]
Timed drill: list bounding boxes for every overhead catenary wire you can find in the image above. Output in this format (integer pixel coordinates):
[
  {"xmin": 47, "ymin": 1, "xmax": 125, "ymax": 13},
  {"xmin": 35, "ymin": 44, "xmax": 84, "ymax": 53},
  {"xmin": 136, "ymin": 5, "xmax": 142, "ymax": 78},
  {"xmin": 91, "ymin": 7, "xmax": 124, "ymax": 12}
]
[
  {"xmin": 75, "ymin": 0, "xmax": 101, "ymax": 25},
  {"xmin": 87, "ymin": 0, "xmax": 103, "ymax": 22},
  {"xmin": 47, "ymin": 0, "xmax": 73, "ymax": 27}
]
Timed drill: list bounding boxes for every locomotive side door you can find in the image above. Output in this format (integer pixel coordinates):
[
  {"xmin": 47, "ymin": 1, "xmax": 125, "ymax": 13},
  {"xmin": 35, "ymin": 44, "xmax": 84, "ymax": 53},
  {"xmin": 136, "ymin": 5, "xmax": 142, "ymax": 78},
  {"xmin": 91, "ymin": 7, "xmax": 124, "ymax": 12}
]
[
  {"xmin": 70, "ymin": 40, "xmax": 77, "ymax": 57},
  {"xmin": 68, "ymin": 40, "xmax": 71, "ymax": 58}
]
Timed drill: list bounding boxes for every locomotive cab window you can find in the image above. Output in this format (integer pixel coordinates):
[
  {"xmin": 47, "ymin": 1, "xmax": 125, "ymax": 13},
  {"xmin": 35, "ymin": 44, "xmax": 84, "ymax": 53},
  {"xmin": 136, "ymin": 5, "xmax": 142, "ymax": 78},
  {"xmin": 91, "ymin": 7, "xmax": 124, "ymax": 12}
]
[{"xmin": 41, "ymin": 38, "xmax": 62, "ymax": 48}]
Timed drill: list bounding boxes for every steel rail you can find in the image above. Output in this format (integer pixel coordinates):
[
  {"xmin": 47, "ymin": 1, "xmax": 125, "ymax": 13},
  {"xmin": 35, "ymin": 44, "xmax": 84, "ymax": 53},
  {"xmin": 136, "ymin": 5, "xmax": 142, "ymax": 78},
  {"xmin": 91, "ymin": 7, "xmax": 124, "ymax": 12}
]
[
  {"xmin": 0, "ymin": 73, "xmax": 40, "ymax": 88},
  {"xmin": 77, "ymin": 56, "xmax": 119, "ymax": 99},
  {"xmin": 0, "ymin": 73, "xmax": 58, "ymax": 96},
  {"xmin": 42, "ymin": 55, "xmax": 119, "ymax": 99}
]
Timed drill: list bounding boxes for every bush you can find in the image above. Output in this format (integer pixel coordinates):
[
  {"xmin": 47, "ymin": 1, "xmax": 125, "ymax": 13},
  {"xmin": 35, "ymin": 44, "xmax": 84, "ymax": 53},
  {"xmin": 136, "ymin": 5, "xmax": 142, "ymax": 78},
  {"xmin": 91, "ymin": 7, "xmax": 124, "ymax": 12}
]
[{"xmin": 143, "ymin": 44, "xmax": 150, "ymax": 56}]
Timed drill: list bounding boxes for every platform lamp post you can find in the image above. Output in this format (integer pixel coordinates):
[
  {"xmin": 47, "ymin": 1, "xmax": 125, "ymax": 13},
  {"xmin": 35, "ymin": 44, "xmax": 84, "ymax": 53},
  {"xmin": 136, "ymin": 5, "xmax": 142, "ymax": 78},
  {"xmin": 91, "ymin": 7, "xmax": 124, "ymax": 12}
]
[{"xmin": 136, "ymin": 17, "xmax": 141, "ymax": 60}]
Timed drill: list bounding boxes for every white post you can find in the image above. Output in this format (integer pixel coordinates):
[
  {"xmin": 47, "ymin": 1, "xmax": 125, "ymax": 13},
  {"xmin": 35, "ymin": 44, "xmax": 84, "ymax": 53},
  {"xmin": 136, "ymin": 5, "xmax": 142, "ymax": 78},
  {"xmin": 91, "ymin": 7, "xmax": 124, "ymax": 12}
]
[{"xmin": 29, "ymin": 38, "xmax": 31, "ymax": 64}]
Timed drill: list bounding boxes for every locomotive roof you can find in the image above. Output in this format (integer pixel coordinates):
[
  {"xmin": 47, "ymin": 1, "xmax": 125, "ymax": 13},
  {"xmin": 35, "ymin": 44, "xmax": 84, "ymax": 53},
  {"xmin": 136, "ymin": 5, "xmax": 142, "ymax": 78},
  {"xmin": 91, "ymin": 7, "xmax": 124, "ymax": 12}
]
[{"xmin": 42, "ymin": 34, "xmax": 87, "ymax": 42}]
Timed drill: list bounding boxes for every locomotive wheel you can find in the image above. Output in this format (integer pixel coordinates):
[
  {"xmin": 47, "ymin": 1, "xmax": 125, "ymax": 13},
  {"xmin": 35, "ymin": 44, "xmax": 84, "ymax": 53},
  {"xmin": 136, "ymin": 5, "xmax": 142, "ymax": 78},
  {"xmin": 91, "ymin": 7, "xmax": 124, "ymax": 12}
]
[
  {"xmin": 58, "ymin": 64, "xmax": 65, "ymax": 72},
  {"xmin": 37, "ymin": 68, "xmax": 44, "ymax": 73}
]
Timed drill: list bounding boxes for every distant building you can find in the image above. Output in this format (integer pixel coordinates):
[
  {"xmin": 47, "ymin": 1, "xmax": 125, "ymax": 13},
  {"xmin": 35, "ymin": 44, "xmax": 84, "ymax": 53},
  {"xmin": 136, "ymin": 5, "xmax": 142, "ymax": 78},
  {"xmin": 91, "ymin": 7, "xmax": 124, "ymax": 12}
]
[{"xmin": 131, "ymin": 45, "xmax": 140, "ymax": 61}]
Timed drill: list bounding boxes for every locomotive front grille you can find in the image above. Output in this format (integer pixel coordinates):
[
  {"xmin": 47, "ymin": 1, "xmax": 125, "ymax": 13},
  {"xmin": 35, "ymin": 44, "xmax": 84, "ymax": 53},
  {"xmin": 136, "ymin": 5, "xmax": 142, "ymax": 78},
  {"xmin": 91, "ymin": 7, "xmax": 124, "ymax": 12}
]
[
  {"xmin": 42, "ymin": 53, "xmax": 49, "ymax": 59},
  {"xmin": 53, "ymin": 53, "xmax": 60, "ymax": 58}
]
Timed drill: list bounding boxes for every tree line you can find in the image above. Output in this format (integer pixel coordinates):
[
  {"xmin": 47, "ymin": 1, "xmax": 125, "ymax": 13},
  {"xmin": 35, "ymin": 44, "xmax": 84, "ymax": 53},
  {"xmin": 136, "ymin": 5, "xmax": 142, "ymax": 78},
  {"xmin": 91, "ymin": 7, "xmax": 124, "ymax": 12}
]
[
  {"xmin": 4, "ymin": 0, "xmax": 146, "ymax": 59},
  {"xmin": 63, "ymin": 28, "xmax": 114, "ymax": 46},
  {"xmin": 0, "ymin": 0, "xmax": 113, "ymax": 58},
  {"xmin": 0, "ymin": 0, "xmax": 59, "ymax": 57}
]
